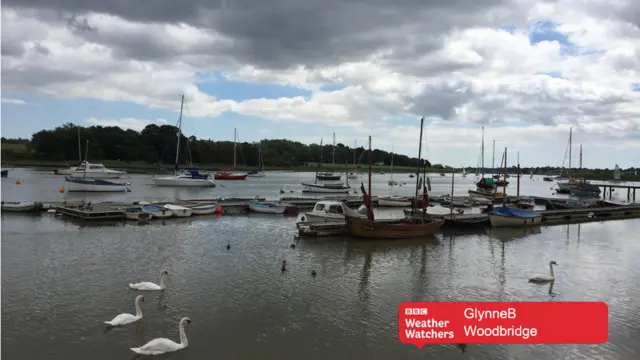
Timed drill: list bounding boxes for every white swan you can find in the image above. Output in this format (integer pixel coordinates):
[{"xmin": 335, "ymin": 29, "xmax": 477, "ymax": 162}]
[
  {"xmin": 529, "ymin": 261, "xmax": 557, "ymax": 283},
  {"xmin": 129, "ymin": 270, "xmax": 168, "ymax": 291},
  {"xmin": 104, "ymin": 295, "xmax": 144, "ymax": 326},
  {"xmin": 130, "ymin": 317, "xmax": 191, "ymax": 355}
]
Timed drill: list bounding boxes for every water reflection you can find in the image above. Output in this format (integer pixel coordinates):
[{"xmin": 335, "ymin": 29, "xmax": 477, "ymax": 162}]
[
  {"xmin": 488, "ymin": 226, "xmax": 542, "ymax": 242},
  {"xmin": 548, "ymin": 281, "xmax": 556, "ymax": 298}
]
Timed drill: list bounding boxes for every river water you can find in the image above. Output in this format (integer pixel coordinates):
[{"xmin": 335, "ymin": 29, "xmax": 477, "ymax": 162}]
[{"xmin": 2, "ymin": 168, "xmax": 640, "ymax": 359}]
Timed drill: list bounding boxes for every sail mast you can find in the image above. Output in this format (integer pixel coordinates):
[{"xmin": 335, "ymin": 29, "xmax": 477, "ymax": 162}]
[
  {"xmin": 481, "ymin": 126, "xmax": 485, "ymax": 176},
  {"xmin": 413, "ymin": 117, "xmax": 425, "ymax": 214},
  {"xmin": 174, "ymin": 94, "xmax": 184, "ymax": 173}
]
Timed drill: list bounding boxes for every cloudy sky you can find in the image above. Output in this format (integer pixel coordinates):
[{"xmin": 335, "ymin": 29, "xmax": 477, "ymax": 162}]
[{"xmin": 1, "ymin": 0, "xmax": 639, "ymax": 168}]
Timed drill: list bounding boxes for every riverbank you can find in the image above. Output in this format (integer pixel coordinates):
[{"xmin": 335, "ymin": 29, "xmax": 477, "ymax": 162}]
[{"xmin": 2, "ymin": 158, "xmax": 638, "ymax": 181}]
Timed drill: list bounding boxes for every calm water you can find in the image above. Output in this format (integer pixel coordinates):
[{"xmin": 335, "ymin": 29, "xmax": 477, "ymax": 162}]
[{"xmin": 2, "ymin": 168, "xmax": 640, "ymax": 359}]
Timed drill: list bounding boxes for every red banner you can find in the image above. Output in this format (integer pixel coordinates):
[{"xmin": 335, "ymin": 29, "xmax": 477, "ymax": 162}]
[{"xmin": 398, "ymin": 302, "xmax": 608, "ymax": 348}]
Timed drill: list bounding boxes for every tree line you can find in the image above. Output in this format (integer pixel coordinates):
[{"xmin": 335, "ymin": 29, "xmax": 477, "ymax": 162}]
[{"xmin": 1, "ymin": 123, "xmax": 429, "ymax": 168}]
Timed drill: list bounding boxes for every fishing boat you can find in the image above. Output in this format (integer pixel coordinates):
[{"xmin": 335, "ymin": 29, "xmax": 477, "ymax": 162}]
[
  {"xmin": 488, "ymin": 206, "xmax": 541, "ymax": 227},
  {"xmin": 1, "ymin": 169, "xmax": 8, "ymax": 177},
  {"xmin": 1, "ymin": 201, "xmax": 43, "ymax": 212},
  {"xmin": 141, "ymin": 205, "xmax": 173, "ymax": 218},
  {"xmin": 121, "ymin": 207, "xmax": 153, "ymax": 221},
  {"xmin": 186, "ymin": 203, "xmax": 219, "ymax": 215},
  {"xmin": 64, "ymin": 176, "xmax": 129, "ymax": 192},
  {"xmin": 164, "ymin": 204, "xmax": 193, "ymax": 217},
  {"xmin": 301, "ymin": 182, "xmax": 351, "ymax": 194},
  {"xmin": 345, "ymin": 121, "xmax": 445, "ymax": 239},
  {"xmin": 248, "ymin": 201, "xmax": 297, "ymax": 215},
  {"xmin": 378, "ymin": 196, "xmax": 412, "ymax": 207},
  {"xmin": 299, "ymin": 200, "xmax": 360, "ymax": 223}
]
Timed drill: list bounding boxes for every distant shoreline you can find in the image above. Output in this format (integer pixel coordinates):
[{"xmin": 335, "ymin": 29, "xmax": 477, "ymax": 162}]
[{"xmin": 1, "ymin": 159, "xmax": 637, "ymax": 182}]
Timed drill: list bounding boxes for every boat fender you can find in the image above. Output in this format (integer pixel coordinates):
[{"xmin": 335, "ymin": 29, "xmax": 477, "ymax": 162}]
[{"xmin": 300, "ymin": 216, "xmax": 306, "ymax": 222}]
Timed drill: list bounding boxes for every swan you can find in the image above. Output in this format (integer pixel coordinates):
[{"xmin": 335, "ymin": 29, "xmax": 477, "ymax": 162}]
[
  {"xmin": 130, "ymin": 317, "xmax": 191, "ymax": 355},
  {"xmin": 129, "ymin": 270, "xmax": 169, "ymax": 291},
  {"xmin": 529, "ymin": 261, "xmax": 557, "ymax": 283},
  {"xmin": 104, "ymin": 295, "xmax": 144, "ymax": 326}
]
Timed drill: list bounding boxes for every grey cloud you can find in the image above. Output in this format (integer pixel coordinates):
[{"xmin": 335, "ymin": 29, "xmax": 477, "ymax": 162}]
[{"xmin": 5, "ymin": 0, "xmax": 510, "ymax": 69}]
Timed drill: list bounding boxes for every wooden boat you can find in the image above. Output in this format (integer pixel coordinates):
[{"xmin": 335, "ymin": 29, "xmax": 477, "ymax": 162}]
[
  {"xmin": 248, "ymin": 201, "xmax": 297, "ymax": 215},
  {"xmin": 163, "ymin": 204, "xmax": 193, "ymax": 217},
  {"xmin": 64, "ymin": 176, "xmax": 129, "ymax": 192},
  {"xmin": 141, "ymin": 205, "xmax": 173, "ymax": 219},
  {"xmin": 121, "ymin": 207, "xmax": 153, "ymax": 221},
  {"xmin": 378, "ymin": 196, "xmax": 412, "ymax": 207},
  {"xmin": 1, "ymin": 201, "xmax": 43, "ymax": 212},
  {"xmin": 345, "ymin": 215, "xmax": 444, "ymax": 239},
  {"xmin": 187, "ymin": 203, "xmax": 219, "ymax": 215},
  {"xmin": 444, "ymin": 213, "xmax": 489, "ymax": 227},
  {"xmin": 345, "ymin": 120, "xmax": 445, "ymax": 239},
  {"xmin": 488, "ymin": 206, "xmax": 541, "ymax": 227},
  {"xmin": 544, "ymin": 199, "xmax": 591, "ymax": 210},
  {"xmin": 1, "ymin": 169, "xmax": 8, "ymax": 177}
]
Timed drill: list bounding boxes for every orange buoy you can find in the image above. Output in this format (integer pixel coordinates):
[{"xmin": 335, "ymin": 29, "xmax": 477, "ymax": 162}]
[
  {"xmin": 215, "ymin": 206, "xmax": 223, "ymax": 214},
  {"xmin": 59, "ymin": 187, "xmax": 65, "ymax": 193},
  {"xmin": 127, "ymin": 187, "xmax": 132, "ymax": 192},
  {"xmin": 15, "ymin": 180, "xmax": 21, "ymax": 184}
]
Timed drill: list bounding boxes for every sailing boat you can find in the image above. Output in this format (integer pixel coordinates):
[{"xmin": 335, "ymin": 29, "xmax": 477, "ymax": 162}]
[
  {"xmin": 64, "ymin": 140, "xmax": 130, "ymax": 192},
  {"xmin": 152, "ymin": 95, "xmax": 216, "ymax": 187},
  {"xmin": 215, "ymin": 128, "xmax": 249, "ymax": 180},
  {"xmin": 302, "ymin": 136, "xmax": 351, "ymax": 193},
  {"xmin": 474, "ymin": 127, "xmax": 497, "ymax": 191},
  {"xmin": 387, "ymin": 147, "xmax": 398, "ymax": 186},
  {"xmin": 317, "ymin": 133, "xmax": 342, "ymax": 181},
  {"xmin": 345, "ymin": 118, "xmax": 445, "ymax": 239},
  {"xmin": 54, "ymin": 126, "xmax": 84, "ymax": 175},
  {"xmin": 248, "ymin": 142, "xmax": 266, "ymax": 178},
  {"xmin": 556, "ymin": 127, "xmax": 579, "ymax": 193},
  {"xmin": 347, "ymin": 140, "xmax": 359, "ymax": 179}
]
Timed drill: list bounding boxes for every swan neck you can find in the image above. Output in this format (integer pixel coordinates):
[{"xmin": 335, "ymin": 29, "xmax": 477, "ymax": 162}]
[
  {"xmin": 549, "ymin": 264, "xmax": 555, "ymax": 278},
  {"xmin": 159, "ymin": 274, "xmax": 166, "ymax": 289},
  {"xmin": 135, "ymin": 298, "xmax": 143, "ymax": 317},
  {"xmin": 179, "ymin": 323, "xmax": 188, "ymax": 347}
]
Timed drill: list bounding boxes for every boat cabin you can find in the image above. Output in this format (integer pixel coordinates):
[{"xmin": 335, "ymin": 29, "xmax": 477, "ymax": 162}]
[{"xmin": 311, "ymin": 201, "xmax": 347, "ymax": 215}]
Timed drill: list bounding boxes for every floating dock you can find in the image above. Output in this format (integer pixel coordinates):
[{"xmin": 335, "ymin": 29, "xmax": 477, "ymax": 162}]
[{"xmin": 296, "ymin": 204, "xmax": 640, "ymax": 237}]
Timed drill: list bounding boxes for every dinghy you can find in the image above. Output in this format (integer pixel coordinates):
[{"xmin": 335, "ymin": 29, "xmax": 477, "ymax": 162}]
[
  {"xmin": 141, "ymin": 205, "xmax": 173, "ymax": 219},
  {"xmin": 1, "ymin": 201, "xmax": 43, "ymax": 212},
  {"xmin": 248, "ymin": 201, "xmax": 297, "ymax": 215},
  {"xmin": 488, "ymin": 206, "xmax": 542, "ymax": 227},
  {"xmin": 164, "ymin": 204, "xmax": 193, "ymax": 217},
  {"xmin": 187, "ymin": 203, "xmax": 218, "ymax": 215},
  {"xmin": 121, "ymin": 207, "xmax": 153, "ymax": 221}
]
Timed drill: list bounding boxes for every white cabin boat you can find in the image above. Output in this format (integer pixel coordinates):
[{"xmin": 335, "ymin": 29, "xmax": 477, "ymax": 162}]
[
  {"xmin": 301, "ymin": 182, "xmax": 351, "ymax": 194},
  {"xmin": 299, "ymin": 201, "xmax": 364, "ymax": 223},
  {"xmin": 1, "ymin": 201, "xmax": 43, "ymax": 212},
  {"xmin": 54, "ymin": 166, "xmax": 81, "ymax": 175},
  {"xmin": 488, "ymin": 206, "xmax": 542, "ymax": 227},
  {"xmin": 70, "ymin": 161, "xmax": 126, "ymax": 179},
  {"xmin": 164, "ymin": 204, "xmax": 193, "ymax": 217},
  {"xmin": 64, "ymin": 176, "xmax": 129, "ymax": 192},
  {"xmin": 378, "ymin": 196, "xmax": 411, "ymax": 207},
  {"xmin": 121, "ymin": 207, "xmax": 153, "ymax": 221},
  {"xmin": 152, "ymin": 169, "xmax": 217, "ymax": 187}
]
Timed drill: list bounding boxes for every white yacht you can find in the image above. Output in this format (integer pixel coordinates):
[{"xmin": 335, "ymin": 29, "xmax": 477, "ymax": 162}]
[
  {"xmin": 299, "ymin": 200, "xmax": 364, "ymax": 223},
  {"xmin": 70, "ymin": 161, "xmax": 127, "ymax": 179}
]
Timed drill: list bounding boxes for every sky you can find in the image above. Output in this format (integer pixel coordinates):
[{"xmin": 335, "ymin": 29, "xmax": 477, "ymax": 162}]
[{"xmin": 1, "ymin": 0, "xmax": 639, "ymax": 169}]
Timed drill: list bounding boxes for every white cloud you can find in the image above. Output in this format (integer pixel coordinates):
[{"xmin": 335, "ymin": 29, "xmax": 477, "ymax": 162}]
[
  {"xmin": 1, "ymin": 0, "xmax": 639, "ymax": 167},
  {"xmin": 86, "ymin": 117, "xmax": 168, "ymax": 132},
  {"xmin": 1, "ymin": 98, "xmax": 27, "ymax": 105}
]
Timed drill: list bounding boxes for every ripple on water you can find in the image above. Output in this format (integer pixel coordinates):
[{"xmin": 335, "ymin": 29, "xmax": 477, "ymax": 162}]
[{"xmin": 2, "ymin": 213, "xmax": 640, "ymax": 359}]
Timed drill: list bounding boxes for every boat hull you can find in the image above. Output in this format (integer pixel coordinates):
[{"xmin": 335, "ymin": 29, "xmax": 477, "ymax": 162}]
[
  {"xmin": 345, "ymin": 216, "xmax": 444, "ymax": 239},
  {"xmin": 64, "ymin": 177, "xmax": 128, "ymax": 192},
  {"xmin": 248, "ymin": 202, "xmax": 288, "ymax": 214},
  {"xmin": 164, "ymin": 204, "xmax": 193, "ymax": 217},
  {"xmin": 142, "ymin": 206, "xmax": 173, "ymax": 218},
  {"xmin": 152, "ymin": 177, "xmax": 216, "ymax": 187},
  {"xmin": 489, "ymin": 214, "xmax": 542, "ymax": 227},
  {"xmin": 1, "ymin": 201, "xmax": 43, "ymax": 212},
  {"xmin": 188, "ymin": 204, "xmax": 218, "ymax": 215},
  {"xmin": 248, "ymin": 172, "xmax": 266, "ymax": 178},
  {"xmin": 301, "ymin": 183, "xmax": 351, "ymax": 194},
  {"xmin": 378, "ymin": 197, "xmax": 411, "ymax": 207},
  {"xmin": 569, "ymin": 188, "xmax": 600, "ymax": 197},
  {"xmin": 70, "ymin": 171, "xmax": 125, "ymax": 179},
  {"xmin": 125, "ymin": 211, "xmax": 153, "ymax": 221},
  {"xmin": 214, "ymin": 172, "xmax": 248, "ymax": 180}
]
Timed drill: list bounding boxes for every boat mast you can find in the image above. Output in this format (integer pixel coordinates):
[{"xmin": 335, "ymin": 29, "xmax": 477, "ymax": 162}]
[
  {"xmin": 503, "ymin": 147, "xmax": 508, "ymax": 206},
  {"xmin": 579, "ymin": 144, "xmax": 582, "ymax": 169},
  {"xmin": 413, "ymin": 117, "xmax": 425, "ymax": 214},
  {"xmin": 83, "ymin": 140, "xmax": 89, "ymax": 178},
  {"xmin": 332, "ymin": 133, "xmax": 336, "ymax": 166},
  {"xmin": 481, "ymin": 126, "xmax": 485, "ymax": 176},
  {"xmin": 568, "ymin": 127, "xmax": 572, "ymax": 177},
  {"xmin": 77, "ymin": 127, "xmax": 82, "ymax": 163},
  {"xmin": 353, "ymin": 140, "xmax": 356, "ymax": 164},
  {"xmin": 450, "ymin": 167, "xmax": 454, "ymax": 215},
  {"xmin": 492, "ymin": 140, "xmax": 495, "ymax": 173},
  {"xmin": 367, "ymin": 135, "xmax": 373, "ymax": 220},
  {"xmin": 233, "ymin": 128, "xmax": 237, "ymax": 168},
  {"xmin": 390, "ymin": 146, "xmax": 394, "ymax": 182},
  {"xmin": 517, "ymin": 151, "xmax": 521, "ymax": 198},
  {"xmin": 316, "ymin": 137, "xmax": 323, "ymax": 184},
  {"xmin": 174, "ymin": 95, "xmax": 184, "ymax": 173}
]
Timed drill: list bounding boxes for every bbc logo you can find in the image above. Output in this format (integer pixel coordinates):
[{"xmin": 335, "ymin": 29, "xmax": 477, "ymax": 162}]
[{"xmin": 405, "ymin": 308, "xmax": 428, "ymax": 315}]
